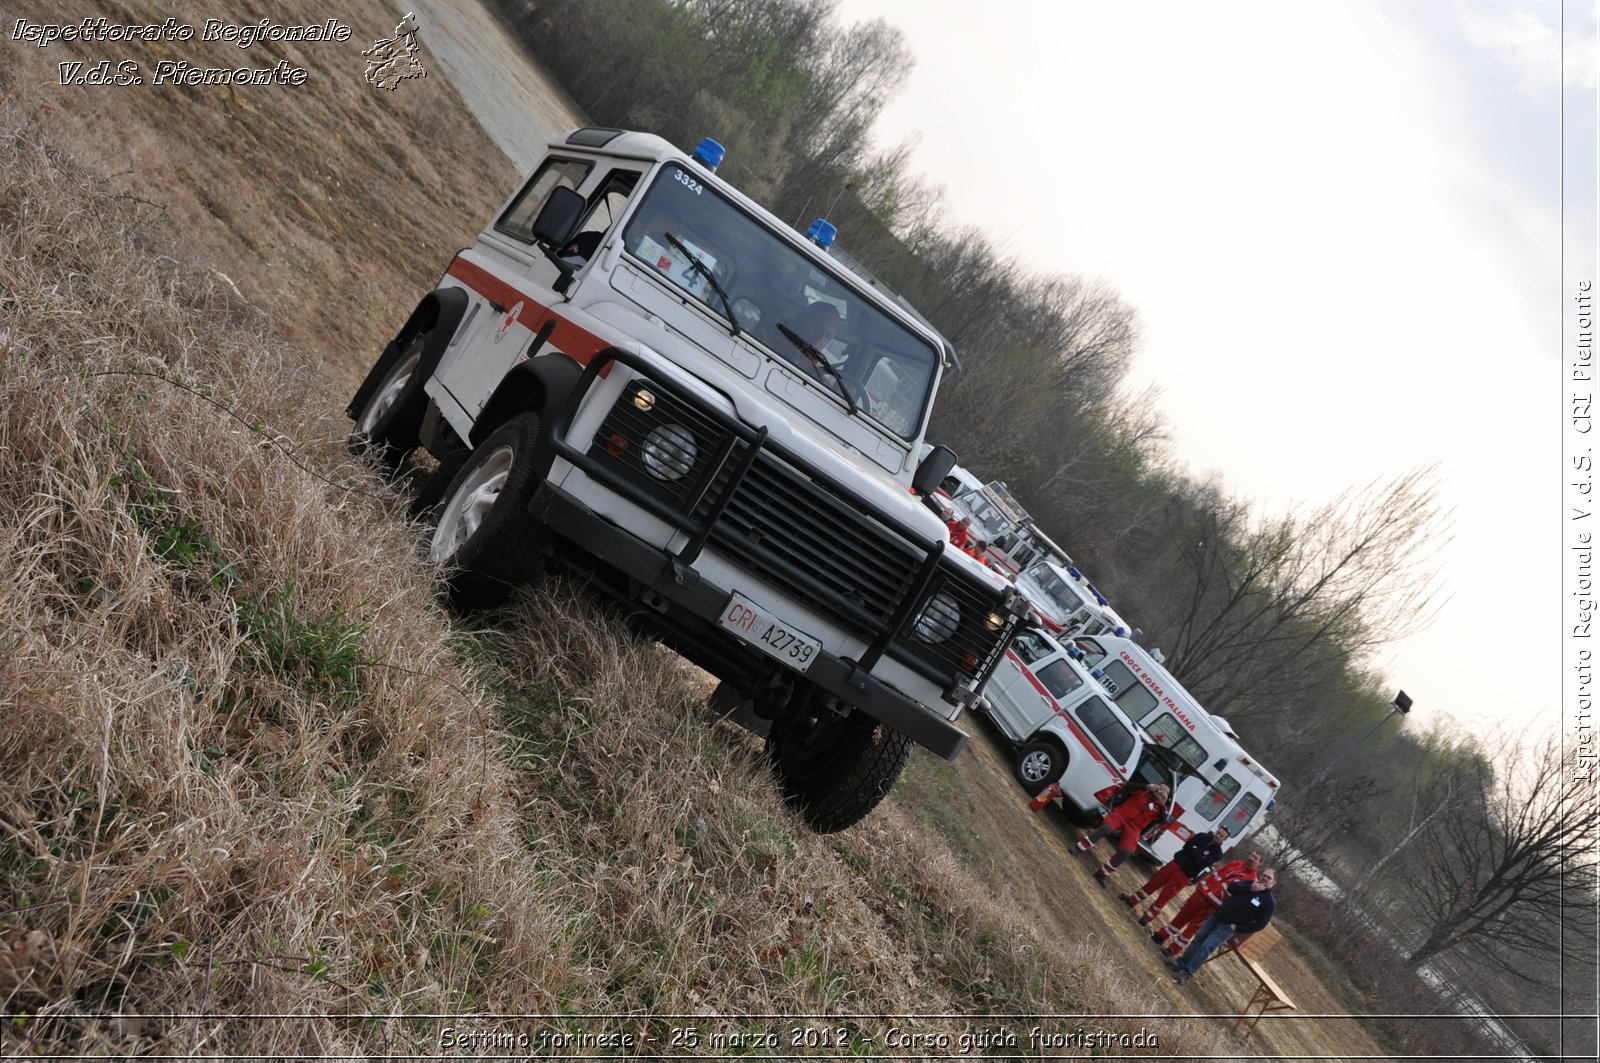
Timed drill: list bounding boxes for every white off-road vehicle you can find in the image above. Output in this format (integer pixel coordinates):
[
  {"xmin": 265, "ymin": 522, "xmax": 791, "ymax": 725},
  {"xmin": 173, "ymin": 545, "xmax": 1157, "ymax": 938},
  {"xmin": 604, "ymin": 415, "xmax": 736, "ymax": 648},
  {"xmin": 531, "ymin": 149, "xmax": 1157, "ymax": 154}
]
[{"xmin": 348, "ymin": 129, "xmax": 1030, "ymax": 831}]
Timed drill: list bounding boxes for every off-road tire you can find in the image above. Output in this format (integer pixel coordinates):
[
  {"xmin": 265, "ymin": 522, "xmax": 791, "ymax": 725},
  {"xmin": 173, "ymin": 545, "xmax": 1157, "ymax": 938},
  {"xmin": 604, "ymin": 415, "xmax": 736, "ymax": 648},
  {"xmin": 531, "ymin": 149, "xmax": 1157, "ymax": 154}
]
[
  {"xmin": 1015, "ymin": 739, "xmax": 1066, "ymax": 794},
  {"xmin": 422, "ymin": 413, "xmax": 547, "ymax": 610},
  {"xmin": 767, "ymin": 708, "xmax": 912, "ymax": 833},
  {"xmin": 350, "ymin": 332, "xmax": 430, "ymax": 472}
]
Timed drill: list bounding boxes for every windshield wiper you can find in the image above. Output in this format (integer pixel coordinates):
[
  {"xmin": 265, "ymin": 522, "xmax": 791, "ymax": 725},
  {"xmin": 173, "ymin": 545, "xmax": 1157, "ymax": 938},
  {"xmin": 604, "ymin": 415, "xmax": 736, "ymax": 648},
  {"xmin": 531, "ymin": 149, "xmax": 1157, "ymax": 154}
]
[
  {"xmin": 775, "ymin": 321, "xmax": 863, "ymax": 414},
  {"xmin": 664, "ymin": 232, "xmax": 739, "ymax": 337}
]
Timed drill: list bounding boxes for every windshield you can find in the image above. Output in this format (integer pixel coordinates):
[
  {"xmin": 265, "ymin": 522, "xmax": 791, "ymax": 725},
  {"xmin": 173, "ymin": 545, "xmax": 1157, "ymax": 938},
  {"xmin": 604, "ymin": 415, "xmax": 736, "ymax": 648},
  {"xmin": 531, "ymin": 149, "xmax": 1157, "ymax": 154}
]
[
  {"xmin": 622, "ymin": 165, "xmax": 940, "ymax": 439},
  {"xmin": 1034, "ymin": 566, "xmax": 1086, "ymax": 611}
]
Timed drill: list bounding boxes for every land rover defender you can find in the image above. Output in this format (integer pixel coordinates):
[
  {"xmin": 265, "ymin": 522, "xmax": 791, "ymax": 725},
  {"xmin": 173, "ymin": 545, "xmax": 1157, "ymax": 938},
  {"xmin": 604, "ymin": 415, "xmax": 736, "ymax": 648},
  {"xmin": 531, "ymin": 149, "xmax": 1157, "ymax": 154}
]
[{"xmin": 347, "ymin": 129, "xmax": 1029, "ymax": 831}]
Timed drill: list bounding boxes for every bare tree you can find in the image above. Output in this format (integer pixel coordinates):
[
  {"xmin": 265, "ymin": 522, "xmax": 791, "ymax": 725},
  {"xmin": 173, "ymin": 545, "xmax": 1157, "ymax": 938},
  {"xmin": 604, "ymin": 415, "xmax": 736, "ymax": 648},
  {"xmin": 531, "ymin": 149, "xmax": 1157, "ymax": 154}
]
[
  {"xmin": 1155, "ymin": 466, "xmax": 1451, "ymax": 721},
  {"xmin": 1398, "ymin": 730, "xmax": 1599, "ymax": 973}
]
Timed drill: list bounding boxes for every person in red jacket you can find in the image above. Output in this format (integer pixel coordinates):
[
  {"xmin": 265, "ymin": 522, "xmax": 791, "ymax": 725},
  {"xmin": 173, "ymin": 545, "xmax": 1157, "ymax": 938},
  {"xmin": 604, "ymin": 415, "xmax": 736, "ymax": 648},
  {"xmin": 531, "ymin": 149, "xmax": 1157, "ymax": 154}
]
[
  {"xmin": 1071, "ymin": 782, "xmax": 1170, "ymax": 886},
  {"xmin": 1152, "ymin": 850, "xmax": 1262, "ymax": 956},
  {"xmin": 947, "ymin": 516, "xmax": 974, "ymax": 552}
]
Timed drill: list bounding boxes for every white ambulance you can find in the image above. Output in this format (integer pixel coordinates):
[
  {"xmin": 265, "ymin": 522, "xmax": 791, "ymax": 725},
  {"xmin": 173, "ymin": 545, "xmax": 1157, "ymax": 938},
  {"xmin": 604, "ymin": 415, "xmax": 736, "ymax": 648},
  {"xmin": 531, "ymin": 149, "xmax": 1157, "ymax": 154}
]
[
  {"xmin": 977, "ymin": 628, "xmax": 1145, "ymax": 812},
  {"xmin": 1066, "ymin": 634, "xmax": 1280, "ymax": 862}
]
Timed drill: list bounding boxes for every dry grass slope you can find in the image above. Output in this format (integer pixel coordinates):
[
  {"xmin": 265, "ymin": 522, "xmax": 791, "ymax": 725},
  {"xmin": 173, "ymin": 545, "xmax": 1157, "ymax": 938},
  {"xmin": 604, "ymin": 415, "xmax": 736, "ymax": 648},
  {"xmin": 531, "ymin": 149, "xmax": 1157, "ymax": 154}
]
[{"xmin": 0, "ymin": 65, "xmax": 1240, "ymax": 1063}]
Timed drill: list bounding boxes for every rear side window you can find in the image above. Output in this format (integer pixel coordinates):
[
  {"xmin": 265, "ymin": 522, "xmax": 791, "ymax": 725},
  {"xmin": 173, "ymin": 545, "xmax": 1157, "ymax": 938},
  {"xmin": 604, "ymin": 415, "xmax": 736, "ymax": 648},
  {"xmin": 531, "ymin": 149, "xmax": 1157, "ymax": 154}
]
[
  {"xmin": 1034, "ymin": 659, "xmax": 1084, "ymax": 700},
  {"xmin": 497, "ymin": 157, "xmax": 593, "ymax": 243},
  {"xmin": 1076, "ymin": 696, "xmax": 1135, "ymax": 763}
]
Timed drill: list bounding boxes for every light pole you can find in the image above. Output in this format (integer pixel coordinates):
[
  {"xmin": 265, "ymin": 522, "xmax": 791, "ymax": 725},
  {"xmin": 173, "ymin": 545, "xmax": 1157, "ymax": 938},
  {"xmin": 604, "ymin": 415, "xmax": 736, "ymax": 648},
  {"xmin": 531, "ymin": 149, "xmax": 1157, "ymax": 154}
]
[{"xmin": 1272, "ymin": 690, "xmax": 1412, "ymax": 818}]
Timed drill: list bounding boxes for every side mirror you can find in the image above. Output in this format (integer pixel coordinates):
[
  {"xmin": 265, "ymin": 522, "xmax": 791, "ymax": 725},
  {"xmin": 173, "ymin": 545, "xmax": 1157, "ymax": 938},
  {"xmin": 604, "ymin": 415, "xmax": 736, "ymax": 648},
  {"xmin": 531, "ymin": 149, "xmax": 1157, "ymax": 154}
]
[
  {"xmin": 911, "ymin": 444, "xmax": 957, "ymax": 497},
  {"xmin": 532, "ymin": 185, "xmax": 585, "ymax": 248}
]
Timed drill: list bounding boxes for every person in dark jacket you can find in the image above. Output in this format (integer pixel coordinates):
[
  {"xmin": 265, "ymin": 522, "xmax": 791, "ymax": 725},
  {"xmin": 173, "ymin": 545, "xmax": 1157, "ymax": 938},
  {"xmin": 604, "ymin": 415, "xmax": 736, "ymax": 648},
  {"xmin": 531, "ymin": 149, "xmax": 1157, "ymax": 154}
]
[
  {"xmin": 1123, "ymin": 826, "xmax": 1229, "ymax": 925},
  {"xmin": 1169, "ymin": 868, "xmax": 1277, "ymax": 984}
]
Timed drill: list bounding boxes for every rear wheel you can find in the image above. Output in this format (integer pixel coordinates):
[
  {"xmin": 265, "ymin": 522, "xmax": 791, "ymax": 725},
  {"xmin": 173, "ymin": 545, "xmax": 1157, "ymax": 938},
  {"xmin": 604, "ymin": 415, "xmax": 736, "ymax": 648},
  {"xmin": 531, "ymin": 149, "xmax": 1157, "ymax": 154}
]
[
  {"xmin": 421, "ymin": 413, "xmax": 547, "ymax": 609},
  {"xmin": 1014, "ymin": 739, "xmax": 1066, "ymax": 794},
  {"xmin": 766, "ymin": 705, "xmax": 911, "ymax": 833},
  {"xmin": 350, "ymin": 332, "xmax": 430, "ymax": 472}
]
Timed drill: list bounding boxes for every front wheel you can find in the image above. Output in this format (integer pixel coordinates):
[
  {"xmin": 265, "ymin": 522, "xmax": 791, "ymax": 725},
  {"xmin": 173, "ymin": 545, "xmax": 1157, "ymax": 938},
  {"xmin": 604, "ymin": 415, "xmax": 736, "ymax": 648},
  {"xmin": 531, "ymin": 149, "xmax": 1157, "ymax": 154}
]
[
  {"xmin": 350, "ymin": 332, "xmax": 430, "ymax": 472},
  {"xmin": 420, "ymin": 413, "xmax": 547, "ymax": 609},
  {"xmin": 766, "ymin": 707, "xmax": 912, "ymax": 833},
  {"xmin": 1014, "ymin": 739, "xmax": 1066, "ymax": 794}
]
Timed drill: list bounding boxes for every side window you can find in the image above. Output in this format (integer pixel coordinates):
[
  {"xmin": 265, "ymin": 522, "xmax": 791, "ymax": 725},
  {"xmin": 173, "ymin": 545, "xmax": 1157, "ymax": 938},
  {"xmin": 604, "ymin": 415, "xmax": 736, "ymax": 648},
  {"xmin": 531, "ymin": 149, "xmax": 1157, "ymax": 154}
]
[
  {"xmin": 1100, "ymin": 660, "xmax": 1158, "ymax": 718},
  {"xmin": 1196, "ymin": 773, "xmax": 1242, "ymax": 823},
  {"xmin": 559, "ymin": 170, "xmax": 641, "ymax": 262},
  {"xmin": 1034, "ymin": 659, "xmax": 1084, "ymax": 700},
  {"xmin": 496, "ymin": 157, "xmax": 593, "ymax": 243},
  {"xmin": 1075, "ymin": 638, "xmax": 1108, "ymax": 668},
  {"xmin": 1145, "ymin": 712, "xmax": 1208, "ymax": 771},
  {"xmin": 1076, "ymin": 696, "xmax": 1135, "ymax": 763}
]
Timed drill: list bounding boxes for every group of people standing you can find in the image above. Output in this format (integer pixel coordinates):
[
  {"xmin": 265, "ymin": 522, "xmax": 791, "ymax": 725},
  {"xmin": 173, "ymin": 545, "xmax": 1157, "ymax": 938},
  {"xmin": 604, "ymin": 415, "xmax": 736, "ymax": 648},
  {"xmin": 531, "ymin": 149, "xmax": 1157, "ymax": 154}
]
[{"xmin": 1070, "ymin": 782, "xmax": 1279, "ymax": 985}]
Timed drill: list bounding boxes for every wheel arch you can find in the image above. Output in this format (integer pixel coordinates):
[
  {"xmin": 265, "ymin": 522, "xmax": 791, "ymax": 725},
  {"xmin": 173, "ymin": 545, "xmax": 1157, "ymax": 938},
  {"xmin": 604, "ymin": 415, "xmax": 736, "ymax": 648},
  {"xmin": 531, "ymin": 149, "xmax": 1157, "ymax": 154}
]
[
  {"xmin": 469, "ymin": 351, "xmax": 584, "ymax": 448},
  {"xmin": 346, "ymin": 288, "xmax": 471, "ymax": 421},
  {"xmin": 1015, "ymin": 732, "xmax": 1070, "ymax": 792}
]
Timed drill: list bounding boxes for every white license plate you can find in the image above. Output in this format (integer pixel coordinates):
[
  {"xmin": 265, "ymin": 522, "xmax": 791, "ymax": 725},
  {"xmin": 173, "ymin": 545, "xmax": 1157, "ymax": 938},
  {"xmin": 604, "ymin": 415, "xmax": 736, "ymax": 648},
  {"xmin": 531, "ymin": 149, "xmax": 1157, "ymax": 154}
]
[{"xmin": 718, "ymin": 593, "xmax": 822, "ymax": 673}]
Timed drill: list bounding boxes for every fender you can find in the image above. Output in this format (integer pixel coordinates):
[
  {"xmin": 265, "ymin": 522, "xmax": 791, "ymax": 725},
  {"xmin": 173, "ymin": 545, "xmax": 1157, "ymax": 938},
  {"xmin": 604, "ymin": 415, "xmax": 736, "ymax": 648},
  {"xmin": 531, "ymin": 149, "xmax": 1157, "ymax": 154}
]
[
  {"xmin": 346, "ymin": 288, "xmax": 471, "ymax": 421},
  {"xmin": 469, "ymin": 348, "xmax": 586, "ymax": 450}
]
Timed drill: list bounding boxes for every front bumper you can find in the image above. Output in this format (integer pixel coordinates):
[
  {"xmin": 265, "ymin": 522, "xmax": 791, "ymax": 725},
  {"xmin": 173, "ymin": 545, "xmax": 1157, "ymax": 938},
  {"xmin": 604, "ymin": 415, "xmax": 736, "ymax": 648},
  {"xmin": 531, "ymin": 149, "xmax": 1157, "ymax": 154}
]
[{"xmin": 530, "ymin": 481, "xmax": 970, "ymax": 759}]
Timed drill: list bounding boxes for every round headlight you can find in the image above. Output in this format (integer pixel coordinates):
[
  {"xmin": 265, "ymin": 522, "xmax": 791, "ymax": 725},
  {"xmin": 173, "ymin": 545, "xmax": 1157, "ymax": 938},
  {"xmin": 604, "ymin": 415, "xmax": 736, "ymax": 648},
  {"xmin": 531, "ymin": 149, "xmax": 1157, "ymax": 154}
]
[
  {"xmin": 641, "ymin": 424, "xmax": 697, "ymax": 481},
  {"xmin": 913, "ymin": 592, "xmax": 961, "ymax": 644}
]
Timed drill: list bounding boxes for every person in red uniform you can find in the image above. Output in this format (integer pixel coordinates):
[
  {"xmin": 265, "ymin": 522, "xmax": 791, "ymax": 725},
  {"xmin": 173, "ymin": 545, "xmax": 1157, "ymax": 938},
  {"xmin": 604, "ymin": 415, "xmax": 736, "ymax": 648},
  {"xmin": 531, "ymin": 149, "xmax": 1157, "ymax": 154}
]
[
  {"xmin": 1123, "ymin": 826, "xmax": 1230, "ymax": 926},
  {"xmin": 1152, "ymin": 850, "xmax": 1262, "ymax": 956},
  {"xmin": 1072, "ymin": 782, "xmax": 1170, "ymax": 886},
  {"xmin": 947, "ymin": 516, "xmax": 974, "ymax": 552}
]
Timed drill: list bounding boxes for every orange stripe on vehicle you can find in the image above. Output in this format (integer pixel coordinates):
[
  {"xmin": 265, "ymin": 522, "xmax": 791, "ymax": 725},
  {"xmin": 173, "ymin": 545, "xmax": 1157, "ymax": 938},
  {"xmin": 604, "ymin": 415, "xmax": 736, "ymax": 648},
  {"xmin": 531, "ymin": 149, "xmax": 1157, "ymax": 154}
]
[{"xmin": 445, "ymin": 256, "xmax": 611, "ymax": 367}]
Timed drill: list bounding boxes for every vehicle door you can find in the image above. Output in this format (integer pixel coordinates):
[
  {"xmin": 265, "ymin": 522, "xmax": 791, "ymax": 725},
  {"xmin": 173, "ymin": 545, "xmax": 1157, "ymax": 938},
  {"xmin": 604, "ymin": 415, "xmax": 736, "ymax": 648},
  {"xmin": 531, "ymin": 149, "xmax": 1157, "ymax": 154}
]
[
  {"xmin": 1062, "ymin": 692, "xmax": 1140, "ymax": 794},
  {"xmin": 1217, "ymin": 790, "xmax": 1265, "ymax": 841},
  {"xmin": 986, "ymin": 629, "xmax": 1065, "ymax": 738},
  {"xmin": 435, "ymin": 158, "xmax": 642, "ymax": 423}
]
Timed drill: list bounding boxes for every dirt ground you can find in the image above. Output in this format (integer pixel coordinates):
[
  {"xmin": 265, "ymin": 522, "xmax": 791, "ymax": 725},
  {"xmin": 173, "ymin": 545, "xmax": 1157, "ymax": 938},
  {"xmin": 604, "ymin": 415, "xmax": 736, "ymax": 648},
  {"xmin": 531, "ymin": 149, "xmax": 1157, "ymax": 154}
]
[{"xmin": 911, "ymin": 719, "xmax": 1397, "ymax": 1059}]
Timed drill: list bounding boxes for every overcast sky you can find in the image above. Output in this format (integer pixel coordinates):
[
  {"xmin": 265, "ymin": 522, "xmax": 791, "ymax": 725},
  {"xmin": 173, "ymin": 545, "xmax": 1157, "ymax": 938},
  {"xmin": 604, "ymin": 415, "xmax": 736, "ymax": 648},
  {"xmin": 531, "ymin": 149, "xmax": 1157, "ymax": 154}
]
[{"xmin": 832, "ymin": 0, "xmax": 1597, "ymax": 740}]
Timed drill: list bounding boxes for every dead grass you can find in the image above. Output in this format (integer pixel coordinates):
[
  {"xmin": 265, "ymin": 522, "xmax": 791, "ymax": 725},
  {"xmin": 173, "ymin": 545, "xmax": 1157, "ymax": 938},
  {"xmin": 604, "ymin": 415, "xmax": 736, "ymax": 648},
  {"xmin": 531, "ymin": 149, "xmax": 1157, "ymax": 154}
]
[{"xmin": 1, "ymin": 0, "xmax": 517, "ymax": 396}]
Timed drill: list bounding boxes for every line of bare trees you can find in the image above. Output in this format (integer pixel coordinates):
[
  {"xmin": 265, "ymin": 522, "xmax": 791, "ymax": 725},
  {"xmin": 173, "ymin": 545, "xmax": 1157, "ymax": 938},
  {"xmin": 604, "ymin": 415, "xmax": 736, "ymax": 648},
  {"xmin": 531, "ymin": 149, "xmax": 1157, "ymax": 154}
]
[{"xmin": 491, "ymin": 2, "xmax": 1594, "ymax": 1055}]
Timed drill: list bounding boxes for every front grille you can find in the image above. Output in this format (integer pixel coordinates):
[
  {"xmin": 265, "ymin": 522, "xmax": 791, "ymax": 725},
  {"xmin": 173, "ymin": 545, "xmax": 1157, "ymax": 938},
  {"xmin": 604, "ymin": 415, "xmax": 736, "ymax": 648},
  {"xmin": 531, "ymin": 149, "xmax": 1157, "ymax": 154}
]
[
  {"xmin": 584, "ymin": 376, "xmax": 1016, "ymax": 686},
  {"xmin": 696, "ymin": 452, "xmax": 924, "ymax": 631}
]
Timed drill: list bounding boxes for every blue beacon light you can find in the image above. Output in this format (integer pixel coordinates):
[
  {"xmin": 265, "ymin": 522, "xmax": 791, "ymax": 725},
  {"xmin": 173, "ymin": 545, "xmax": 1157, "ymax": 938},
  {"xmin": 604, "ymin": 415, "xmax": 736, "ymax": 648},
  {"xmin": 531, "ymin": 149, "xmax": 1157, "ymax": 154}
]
[
  {"xmin": 805, "ymin": 218, "xmax": 837, "ymax": 249},
  {"xmin": 692, "ymin": 137, "xmax": 725, "ymax": 171}
]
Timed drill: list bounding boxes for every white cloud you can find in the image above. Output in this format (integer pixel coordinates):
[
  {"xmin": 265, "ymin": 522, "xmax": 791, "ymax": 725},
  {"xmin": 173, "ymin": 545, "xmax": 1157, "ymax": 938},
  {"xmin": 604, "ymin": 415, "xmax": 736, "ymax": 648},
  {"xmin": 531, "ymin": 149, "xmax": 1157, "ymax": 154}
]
[{"xmin": 1458, "ymin": 4, "xmax": 1595, "ymax": 94}]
